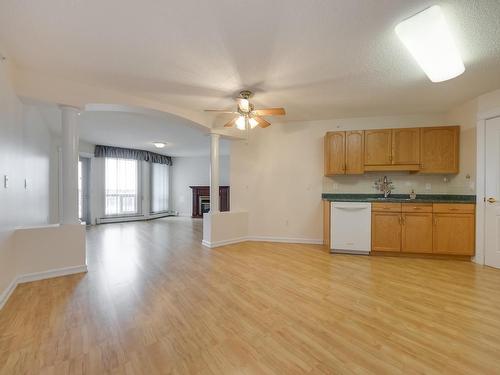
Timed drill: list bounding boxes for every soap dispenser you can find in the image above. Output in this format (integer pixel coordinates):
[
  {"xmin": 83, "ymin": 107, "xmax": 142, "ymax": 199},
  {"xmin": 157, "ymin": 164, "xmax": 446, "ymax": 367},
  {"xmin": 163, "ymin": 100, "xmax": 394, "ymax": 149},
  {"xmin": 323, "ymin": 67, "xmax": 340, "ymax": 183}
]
[{"xmin": 409, "ymin": 189, "xmax": 417, "ymax": 200}]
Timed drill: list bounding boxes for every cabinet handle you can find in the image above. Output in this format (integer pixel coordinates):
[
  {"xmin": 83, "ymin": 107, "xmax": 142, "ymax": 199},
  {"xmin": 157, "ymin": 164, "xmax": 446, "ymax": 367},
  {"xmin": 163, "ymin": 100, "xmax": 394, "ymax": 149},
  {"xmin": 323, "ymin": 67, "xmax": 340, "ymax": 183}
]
[{"xmin": 434, "ymin": 217, "xmax": 438, "ymax": 225}]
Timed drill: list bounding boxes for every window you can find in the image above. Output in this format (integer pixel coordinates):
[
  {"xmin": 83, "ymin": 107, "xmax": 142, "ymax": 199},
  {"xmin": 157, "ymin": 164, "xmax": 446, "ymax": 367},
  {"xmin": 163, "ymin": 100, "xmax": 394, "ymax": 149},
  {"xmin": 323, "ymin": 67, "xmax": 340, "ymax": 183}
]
[
  {"xmin": 151, "ymin": 163, "xmax": 169, "ymax": 213},
  {"xmin": 105, "ymin": 158, "xmax": 139, "ymax": 216}
]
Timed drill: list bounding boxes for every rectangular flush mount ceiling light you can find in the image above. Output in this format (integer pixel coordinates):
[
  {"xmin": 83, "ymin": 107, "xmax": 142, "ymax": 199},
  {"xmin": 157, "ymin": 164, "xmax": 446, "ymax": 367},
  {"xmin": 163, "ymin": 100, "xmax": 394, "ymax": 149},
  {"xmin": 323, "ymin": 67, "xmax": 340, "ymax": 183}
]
[{"xmin": 395, "ymin": 5, "xmax": 465, "ymax": 82}]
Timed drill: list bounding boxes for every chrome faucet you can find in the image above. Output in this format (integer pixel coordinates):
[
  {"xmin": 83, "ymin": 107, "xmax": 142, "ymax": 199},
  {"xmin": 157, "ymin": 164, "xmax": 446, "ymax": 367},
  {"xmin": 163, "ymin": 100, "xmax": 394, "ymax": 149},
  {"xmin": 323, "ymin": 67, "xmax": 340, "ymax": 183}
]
[{"xmin": 374, "ymin": 176, "xmax": 394, "ymax": 198}]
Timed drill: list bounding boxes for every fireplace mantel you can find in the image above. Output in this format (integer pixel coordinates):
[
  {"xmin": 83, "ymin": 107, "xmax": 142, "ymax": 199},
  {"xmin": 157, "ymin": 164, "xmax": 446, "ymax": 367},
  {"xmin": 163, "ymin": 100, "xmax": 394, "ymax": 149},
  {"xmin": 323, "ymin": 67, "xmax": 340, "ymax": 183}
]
[{"xmin": 189, "ymin": 186, "xmax": 230, "ymax": 218}]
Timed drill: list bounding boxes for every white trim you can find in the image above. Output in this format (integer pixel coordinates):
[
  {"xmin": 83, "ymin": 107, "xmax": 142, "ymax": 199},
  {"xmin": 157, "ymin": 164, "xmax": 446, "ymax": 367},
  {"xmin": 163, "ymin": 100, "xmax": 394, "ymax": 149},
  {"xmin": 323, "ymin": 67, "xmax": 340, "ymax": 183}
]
[
  {"xmin": 202, "ymin": 237, "xmax": 248, "ymax": 248},
  {"xmin": 0, "ymin": 278, "xmax": 18, "ymax": 310},
  {"xmin": 475, "ymin": 107, "xmax": 500, "ymax": 265},
  {"xmin": 202, "ymin": 236, "xmax": 323, "ymax": 248},
  {"xmin": 17, "ymin": 265, "xmax": 88, "ymax": 284},
  {"xmin": 475, "ymin": 118, "xmax": 486, "ymax": 264},
  {"xmin": 248, "ymin": 236, "xmax": 323, "ymax": 245},
  {"xmin": 0, "ymin": 265, "xmax": 88, "ymax": 310}
]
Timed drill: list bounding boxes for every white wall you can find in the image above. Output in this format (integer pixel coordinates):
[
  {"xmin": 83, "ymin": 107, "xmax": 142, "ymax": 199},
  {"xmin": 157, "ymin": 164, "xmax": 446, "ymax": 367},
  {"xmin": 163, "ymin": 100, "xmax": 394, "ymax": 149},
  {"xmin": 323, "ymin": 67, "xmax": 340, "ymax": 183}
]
[
  {"xmin": 0, "ymin": 60, "xmax": 53, "ymax": 297},
  {"xmin": 171, "ymin": 155, "xmax": 230, "ymax": 217},
  {"xmin": 229, "ymin": 113, "xmax": 477, "ymax": 242}
]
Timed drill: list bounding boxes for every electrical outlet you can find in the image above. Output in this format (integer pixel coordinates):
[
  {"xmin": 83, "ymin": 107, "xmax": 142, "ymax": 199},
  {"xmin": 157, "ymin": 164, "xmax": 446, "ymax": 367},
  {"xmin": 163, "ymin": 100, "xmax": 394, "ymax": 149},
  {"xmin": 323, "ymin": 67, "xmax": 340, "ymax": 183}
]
[
  {"xmin": 425, "ymin": 183, "xmax": 431, "ymax": 191},
  {"xmin": 3, "ymin": 175, "xmax": 8, "ymax": 188}
]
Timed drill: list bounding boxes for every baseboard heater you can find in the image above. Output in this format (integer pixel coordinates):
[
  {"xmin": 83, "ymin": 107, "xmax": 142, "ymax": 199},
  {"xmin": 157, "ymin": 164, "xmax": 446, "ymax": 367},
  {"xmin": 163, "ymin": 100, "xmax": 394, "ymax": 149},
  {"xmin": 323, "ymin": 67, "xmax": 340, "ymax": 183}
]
[{"xmin": 97, "ymin": 215, "xmax": 145, "ymax": 224}]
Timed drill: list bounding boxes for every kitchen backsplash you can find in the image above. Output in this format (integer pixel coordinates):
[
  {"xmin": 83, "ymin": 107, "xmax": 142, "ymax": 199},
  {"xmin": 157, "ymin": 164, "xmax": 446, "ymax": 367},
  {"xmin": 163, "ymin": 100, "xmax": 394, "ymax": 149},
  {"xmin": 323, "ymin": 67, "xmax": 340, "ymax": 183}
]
[{"xmin": 323, "ymin": 172, "xmax": 475, "ymax": 195}]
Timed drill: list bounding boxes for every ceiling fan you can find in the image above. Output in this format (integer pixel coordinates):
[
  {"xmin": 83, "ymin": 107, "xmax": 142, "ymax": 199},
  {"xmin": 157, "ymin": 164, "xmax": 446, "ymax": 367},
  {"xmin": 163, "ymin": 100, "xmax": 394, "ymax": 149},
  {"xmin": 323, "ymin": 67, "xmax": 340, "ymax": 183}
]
[{"xmin": 205, "ymin": 90, "xmax": 286, "ymax": 130}]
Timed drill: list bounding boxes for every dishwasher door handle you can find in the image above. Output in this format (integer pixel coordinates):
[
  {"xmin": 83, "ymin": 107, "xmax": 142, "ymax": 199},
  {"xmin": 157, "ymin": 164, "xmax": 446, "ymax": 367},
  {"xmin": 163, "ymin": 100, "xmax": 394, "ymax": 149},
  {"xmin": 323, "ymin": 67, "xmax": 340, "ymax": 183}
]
[{"xmin": 334, "ymin": 205, "xmax": 370, "ymax": 210}]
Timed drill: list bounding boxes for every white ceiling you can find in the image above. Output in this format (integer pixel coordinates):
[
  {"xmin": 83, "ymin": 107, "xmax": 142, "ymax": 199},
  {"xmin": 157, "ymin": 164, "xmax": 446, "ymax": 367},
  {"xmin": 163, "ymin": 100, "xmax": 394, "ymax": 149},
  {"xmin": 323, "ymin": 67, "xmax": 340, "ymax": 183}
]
[
  {"xmin": 35, "ymin": 104, "xmax": 230, "ymax": 157},
  {"xmin": 1, "ymin": 0, "xmax": 500, "ymax": 121}
]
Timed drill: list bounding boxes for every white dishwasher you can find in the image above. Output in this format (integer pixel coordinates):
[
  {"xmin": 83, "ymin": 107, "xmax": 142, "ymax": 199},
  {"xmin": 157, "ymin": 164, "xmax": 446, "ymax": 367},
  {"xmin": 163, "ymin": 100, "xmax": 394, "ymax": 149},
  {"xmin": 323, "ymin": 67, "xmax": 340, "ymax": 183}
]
[{"xmin": 330, "ymin": 202, "xmax": 371, "ymax": 254}]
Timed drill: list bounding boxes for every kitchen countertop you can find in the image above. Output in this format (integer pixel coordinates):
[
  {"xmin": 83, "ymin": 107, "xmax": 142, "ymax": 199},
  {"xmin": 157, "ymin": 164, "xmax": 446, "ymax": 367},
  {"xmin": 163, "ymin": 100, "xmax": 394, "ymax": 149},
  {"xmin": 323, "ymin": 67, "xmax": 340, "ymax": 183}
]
[{"xmin": 321, "ymin": 193, "xmax": 476, "ymax": 204}]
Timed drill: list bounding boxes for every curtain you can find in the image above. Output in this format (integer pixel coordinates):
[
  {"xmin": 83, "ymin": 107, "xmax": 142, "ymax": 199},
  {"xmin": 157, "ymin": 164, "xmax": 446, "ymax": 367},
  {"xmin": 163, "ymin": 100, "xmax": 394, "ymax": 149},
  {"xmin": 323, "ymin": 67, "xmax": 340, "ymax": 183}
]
[
  {"xmin": 95, "ymin": 145, "xmax": 172, "ymax": 165},
  {"xmin": 151, "ymin": 163, "xmax": 169, "ymax": 213}
]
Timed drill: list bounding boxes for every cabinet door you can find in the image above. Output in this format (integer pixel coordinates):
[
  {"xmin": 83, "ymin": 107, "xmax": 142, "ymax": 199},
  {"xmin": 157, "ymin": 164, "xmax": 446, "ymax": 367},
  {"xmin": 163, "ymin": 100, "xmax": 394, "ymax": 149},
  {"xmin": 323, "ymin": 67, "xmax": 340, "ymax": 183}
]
[
  {"xmin": 324, "ymin": 132, "xmax": 345, "ymax": 175},
  {"xmin": 420, "ymin": 126, "xmax": 459, "ymax": 174},
  {"xmin": 402, "ymin": 213, "xmax": 433, "ymax": 253},
  {"xmin": 364, "ymin": 129, "xmax": 392, "ymax": 165},
  {"xmin": 392, "ymin": 128, "xmax": 420, "ymax": 165},
  {"xmin": 345, "ymin": 131, "xmax": 364, "ymax": 174},
  {"xmin": 433, "ymin": 214, "xmax": 475, "ymax": 255},
  {"xmin": 371, "ymin": 212, "xmax": 401, "ymax": 252}
]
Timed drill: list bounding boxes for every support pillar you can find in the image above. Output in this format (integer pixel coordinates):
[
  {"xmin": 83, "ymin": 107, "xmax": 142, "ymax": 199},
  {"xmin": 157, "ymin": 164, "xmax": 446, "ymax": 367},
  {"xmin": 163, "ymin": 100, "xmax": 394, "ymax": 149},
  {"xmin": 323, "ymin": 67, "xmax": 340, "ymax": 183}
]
[{"xmin": 209, "ymin": 133, "xmax": 220, "ymax": 213}]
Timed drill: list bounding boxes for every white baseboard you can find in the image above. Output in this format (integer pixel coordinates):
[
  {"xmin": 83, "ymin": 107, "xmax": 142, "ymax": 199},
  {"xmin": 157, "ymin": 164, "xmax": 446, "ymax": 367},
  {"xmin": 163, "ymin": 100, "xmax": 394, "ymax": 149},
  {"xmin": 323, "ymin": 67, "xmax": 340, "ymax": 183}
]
[
  {"xmin": 202, "ymin": 236, "xmax": 323, "ymax": 248},
  {"xmin": 202, "ymin": 237, "xmax": 248, "ymax": 248},
  {"xmin": 0, "ymin": 278, "xmax": 18, "ymax": 311},
  {"xmin": 17, "ymin": 265, "xmax": 88, "ymax": 284},
  {"xmin": 248, "ymin": 236, "xmax": 323, "ymax": 245},
  {"xmin": 0, "ymin": 265, "xmax": 88, "ymax": 311}
]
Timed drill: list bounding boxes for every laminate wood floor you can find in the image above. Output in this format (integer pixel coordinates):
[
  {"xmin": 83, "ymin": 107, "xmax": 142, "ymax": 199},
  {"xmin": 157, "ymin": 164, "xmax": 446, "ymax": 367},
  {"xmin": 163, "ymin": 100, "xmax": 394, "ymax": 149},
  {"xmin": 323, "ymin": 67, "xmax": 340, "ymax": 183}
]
[{"xmin": 1, "ymin": 217, "xmax": 500, "ymax": 374}]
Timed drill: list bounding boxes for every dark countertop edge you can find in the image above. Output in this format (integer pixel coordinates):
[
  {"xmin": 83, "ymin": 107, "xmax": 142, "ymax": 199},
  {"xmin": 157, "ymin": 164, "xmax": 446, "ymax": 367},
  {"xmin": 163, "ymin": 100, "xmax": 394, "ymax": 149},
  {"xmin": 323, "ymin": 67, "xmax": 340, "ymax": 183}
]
[{"xmin": 321, "ymin": 193, "xmax": 476, "ymax": 204}]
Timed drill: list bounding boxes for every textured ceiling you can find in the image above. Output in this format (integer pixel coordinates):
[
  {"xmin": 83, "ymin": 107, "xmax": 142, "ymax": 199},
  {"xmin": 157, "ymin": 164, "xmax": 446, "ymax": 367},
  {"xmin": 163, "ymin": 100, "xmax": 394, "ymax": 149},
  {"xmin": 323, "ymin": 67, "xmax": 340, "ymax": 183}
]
[{"xmin": 1, "ymin": 0, "xmax": 500, "ymax": 122}]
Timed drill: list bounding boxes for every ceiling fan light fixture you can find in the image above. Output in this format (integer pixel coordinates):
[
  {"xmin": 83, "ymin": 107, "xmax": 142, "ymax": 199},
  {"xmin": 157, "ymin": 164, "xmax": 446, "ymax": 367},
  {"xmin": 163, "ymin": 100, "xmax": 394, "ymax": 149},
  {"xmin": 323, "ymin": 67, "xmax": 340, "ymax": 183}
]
[
  {"xmin": 236, "ymin": 116, "xmax": 246, "ymax": 130},
  {"xmin": 238, "ymin": 98, "xmax": 250, "ymax": 113},
  {"xmin": 249, "ymin": 118, "xmax": 258, "ymax": 129},
  {"xmin": 395, "ymin": 5, "xmax": 465, "ymax": 82}
]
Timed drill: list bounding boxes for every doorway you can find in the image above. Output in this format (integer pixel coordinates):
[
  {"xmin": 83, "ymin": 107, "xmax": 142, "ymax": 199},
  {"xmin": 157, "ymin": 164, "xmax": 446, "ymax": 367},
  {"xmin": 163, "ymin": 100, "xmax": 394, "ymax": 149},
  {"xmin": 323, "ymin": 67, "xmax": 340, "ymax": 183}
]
[
  {"xmin": 484, "ymin": 117, "xmax": 500, "ymax": 268},
  {"xmin": 78, "ymin": 156, "xmax": 91, "ymax": 224}
]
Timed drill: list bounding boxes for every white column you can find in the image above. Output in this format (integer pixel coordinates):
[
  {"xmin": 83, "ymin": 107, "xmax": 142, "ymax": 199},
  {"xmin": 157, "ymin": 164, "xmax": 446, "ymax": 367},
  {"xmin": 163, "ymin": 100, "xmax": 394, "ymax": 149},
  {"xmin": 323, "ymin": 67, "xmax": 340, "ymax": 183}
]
[
  {"xmin": 60, "ymin": 105, "xmax": 80, "ymax": 224},
  {"xmin": 209, "ymin": 133, "xmax": 220, "ymax": 213}
]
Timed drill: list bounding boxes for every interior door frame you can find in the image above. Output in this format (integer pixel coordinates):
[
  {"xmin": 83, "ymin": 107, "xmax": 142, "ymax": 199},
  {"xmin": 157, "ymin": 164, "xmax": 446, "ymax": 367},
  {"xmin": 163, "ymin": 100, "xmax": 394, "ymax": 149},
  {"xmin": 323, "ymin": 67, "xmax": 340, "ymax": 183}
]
[{"xmin": 476, "ymin": 108, "xmax": 500, "ymax": 265}]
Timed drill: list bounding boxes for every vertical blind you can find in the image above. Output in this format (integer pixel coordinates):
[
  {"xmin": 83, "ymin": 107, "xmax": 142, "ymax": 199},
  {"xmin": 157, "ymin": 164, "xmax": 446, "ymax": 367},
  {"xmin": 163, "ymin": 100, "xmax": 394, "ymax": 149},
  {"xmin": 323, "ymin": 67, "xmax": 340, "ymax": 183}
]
[
  {"xmin": 105, "ymin": 158, "xmax": 139, "ymax": 216},
  {"xmin": 151, "ymin": 163, "xmax": 169, "ymax": 213}
]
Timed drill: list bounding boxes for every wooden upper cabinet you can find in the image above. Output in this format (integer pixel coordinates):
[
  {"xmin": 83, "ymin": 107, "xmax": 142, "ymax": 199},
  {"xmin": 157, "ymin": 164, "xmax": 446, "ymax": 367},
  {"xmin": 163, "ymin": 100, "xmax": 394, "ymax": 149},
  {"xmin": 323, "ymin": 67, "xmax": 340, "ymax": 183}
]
[
  {"xmin": 392, "ymin": 128, "xmax": 420, "ymax": 165},
  {"xmin": 420, "ymin": 126, "xmax": 459, "ymax": 174},
  {"xmin": 345, "ymin": 131, "xmax": 364, "ymax": 174},
  {"xmin": 324, "ymin": 131, "xmax": 364, "ymax": 176},
  {"xmin": 324, "ymin": 132, "xmax": 345, "ymax": 175},
  {"xmin": 326, "ymin": 125, "xmax": 459, "ymax": 174},
  {"xmin": 364, "ymin": 129, "xmax": 392, "ymax": 165}
]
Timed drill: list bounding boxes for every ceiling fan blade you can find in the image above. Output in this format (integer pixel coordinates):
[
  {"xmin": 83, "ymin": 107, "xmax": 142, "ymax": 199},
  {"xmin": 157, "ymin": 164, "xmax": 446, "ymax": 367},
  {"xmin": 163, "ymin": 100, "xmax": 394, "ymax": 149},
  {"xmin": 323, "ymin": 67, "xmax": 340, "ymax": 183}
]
[
  {"xmin": 223, "ymin": 117, "xmax": 238, "ymax": 128},
  {"xmin": 205, "ymin": 109, "xmax": 238, "ymax": 114},
  {"xmin": 252, "ymin": 108, "xmax": 286, "ymax": 116},
  {"xmin": 253, "ymin": 116, "xmax": 271, "ymax": 128}
]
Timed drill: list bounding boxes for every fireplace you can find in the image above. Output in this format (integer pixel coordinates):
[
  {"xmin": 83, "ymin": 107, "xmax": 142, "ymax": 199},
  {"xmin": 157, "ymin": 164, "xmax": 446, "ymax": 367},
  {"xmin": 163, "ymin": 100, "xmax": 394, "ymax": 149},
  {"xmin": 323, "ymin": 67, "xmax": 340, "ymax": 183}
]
[
  {"xmin": 199, "ymin": 196, "xmax": 210, "ymax": 215},
  {"xmin": 190, "ymin": 186, "xmax": 230, "ymax": 218}
]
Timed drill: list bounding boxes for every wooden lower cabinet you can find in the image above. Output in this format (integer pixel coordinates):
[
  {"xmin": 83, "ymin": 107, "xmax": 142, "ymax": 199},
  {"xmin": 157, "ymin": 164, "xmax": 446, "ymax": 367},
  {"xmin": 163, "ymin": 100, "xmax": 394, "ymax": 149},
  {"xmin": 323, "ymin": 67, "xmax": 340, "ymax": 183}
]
[
  {"xmin": 402, "ymin": 213, "xmax": 433, "ymax": 253},
  {"xmin": 371, "ymin": 211, "xmax": 401, "ymax": 252},
  {"xmin": 370, "ymin": 203, "xmax": 475, "ymax": 256},
  {"xmin": 433, "ymin": 213, "xmax": 475, "ymax": 255}
]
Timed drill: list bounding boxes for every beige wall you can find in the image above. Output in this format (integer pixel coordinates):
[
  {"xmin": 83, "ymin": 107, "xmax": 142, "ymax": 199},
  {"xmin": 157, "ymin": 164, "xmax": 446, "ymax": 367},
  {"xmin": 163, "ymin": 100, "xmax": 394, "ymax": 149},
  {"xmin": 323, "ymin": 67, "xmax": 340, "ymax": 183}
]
[{"xmin": 230, "ymin": 113, "xmax": 476, "ymax": 241}]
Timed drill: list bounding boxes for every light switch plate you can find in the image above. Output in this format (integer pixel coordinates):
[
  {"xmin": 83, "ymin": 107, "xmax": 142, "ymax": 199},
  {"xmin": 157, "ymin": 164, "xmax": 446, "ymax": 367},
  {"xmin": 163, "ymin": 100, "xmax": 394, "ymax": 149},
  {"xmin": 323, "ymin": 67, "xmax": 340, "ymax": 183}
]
[{"xmin": 425, "ymin": 183, "xmax": 431, "ymax": 191}]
